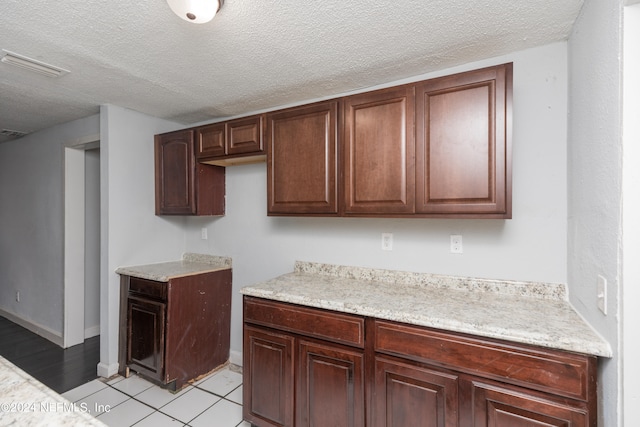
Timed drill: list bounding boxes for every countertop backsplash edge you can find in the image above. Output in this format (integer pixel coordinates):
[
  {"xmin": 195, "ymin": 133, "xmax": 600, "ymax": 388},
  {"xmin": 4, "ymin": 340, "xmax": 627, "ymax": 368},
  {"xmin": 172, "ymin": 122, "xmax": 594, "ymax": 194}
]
[{"xmin": 293, "ymin": 260, "xmax": 567, "ymax": 301}]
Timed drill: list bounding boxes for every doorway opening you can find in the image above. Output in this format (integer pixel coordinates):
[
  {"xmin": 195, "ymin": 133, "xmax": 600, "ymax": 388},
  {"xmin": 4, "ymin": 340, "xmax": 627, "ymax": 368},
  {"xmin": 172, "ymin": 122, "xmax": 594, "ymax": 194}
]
[{"xmin": 64, "ymin": 137, "xmax": 100, "ymax": 348}]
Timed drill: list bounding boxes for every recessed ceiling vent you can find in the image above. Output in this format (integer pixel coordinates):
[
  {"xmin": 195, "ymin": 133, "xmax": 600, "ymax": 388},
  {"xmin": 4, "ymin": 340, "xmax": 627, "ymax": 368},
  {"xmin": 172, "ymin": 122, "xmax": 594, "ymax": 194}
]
[
  {"xmin": 1, "ymin": 49, "xmax": 70, "ymax": 78},
  {"xmin": 1, "ymin": 129, "xmax": 29, "ymax": 138}
]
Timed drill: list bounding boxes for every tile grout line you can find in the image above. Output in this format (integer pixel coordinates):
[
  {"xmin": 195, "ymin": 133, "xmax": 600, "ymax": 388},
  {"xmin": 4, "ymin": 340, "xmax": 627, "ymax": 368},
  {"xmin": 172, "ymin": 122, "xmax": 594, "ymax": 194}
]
[
  {"xmin": 66, "ymin": 368, "xmax": 245, "ymax": 426},
  {"xmin": 106, "ymin": 377, "xmax": 244, "ymax": 426}
]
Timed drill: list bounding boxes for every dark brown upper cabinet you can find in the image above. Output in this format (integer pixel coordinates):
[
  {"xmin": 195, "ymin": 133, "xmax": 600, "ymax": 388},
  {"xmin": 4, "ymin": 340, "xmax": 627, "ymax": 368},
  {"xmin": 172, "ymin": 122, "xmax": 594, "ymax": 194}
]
[
  {"xmin": 266, "ymin": 62, "xmax": 512, "ymax": 218},
  {"xmin": 415, "ymin": 63, "xmax": 512, "ymax": 218},
  {"xmin": 342, "ymin": 86, "xmax": 415, "ymax": 215},
  {"xmin": 197, "ymin": 115, "xmax": 266, "ymax": 166},
  {"xmin": 158, "ymin": 63, "xmax": 512, "ymax": 218},
  {"xmin": 266, "ymin": 101, "xmax": 339, "ymax": 215},
  {"xmin": 155, "ymin": 129, "xmax": 225, "ymax": 216}
]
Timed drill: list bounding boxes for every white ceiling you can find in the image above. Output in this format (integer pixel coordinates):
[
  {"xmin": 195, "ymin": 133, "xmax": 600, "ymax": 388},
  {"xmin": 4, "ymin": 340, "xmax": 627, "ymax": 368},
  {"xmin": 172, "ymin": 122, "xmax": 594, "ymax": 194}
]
[{"xmin": 0, "ymin": 0, "xmax": 584, "ymax": 144}]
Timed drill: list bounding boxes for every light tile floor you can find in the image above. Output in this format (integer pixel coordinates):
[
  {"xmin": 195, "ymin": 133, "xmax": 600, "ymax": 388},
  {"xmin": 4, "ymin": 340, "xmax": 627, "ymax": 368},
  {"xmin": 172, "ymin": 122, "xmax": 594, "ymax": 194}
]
[{"xmin": 61, "ymin": 365, "xmax": 250, "ymax": 427}]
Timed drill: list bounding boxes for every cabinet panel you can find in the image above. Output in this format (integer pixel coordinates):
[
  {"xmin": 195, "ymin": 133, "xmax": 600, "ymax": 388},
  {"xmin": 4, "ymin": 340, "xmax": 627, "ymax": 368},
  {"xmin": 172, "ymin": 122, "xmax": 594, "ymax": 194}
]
[
  {"xmin": 267, "ymin": 101, "xmax": 339, "ymax": 215},
  {"xmin": 127, "ymin": 296, "xmax": 166, "ymax": 382},
  {"xmin": 374, "ymin": 356, "xmax": 459, "ymax": 427},
  {"xmin": 196, "ymin": 123, "xmax": 226, "ymax": 158},
  {"xmin": 243, "ymin": 325, "xmax": 295, "ymax": 427},
  {"xmin": 297, "ymin": 339, "xmax": 365, "ymax": 427},
  {"xmin": 415, "ymin": 63, "xmax": 512, "ymax": 217},
  {"xmin": 195, "ymin": 162, "xmax": 225, "ymax": 215},
  {"xmin": 343, "ymin": 86, "xmax": 415, "ymax": 214},
  {"xmin": 244, "ymin": 296, "xmax": 365, "ymax": 348},
  {"xmin": 155, "ymin": 130, "xmax": 196, "ymax": 215},
  {"xmin": 227, "ymin": 115, "xmax": 264, "ymax": 155},
  {"xmin": 164, "ymin": 270, "xmax": 232, "ymax": 389},
  {"xmin": 471, "ymin": 381, "xmax": 589, "ymax": 427}
]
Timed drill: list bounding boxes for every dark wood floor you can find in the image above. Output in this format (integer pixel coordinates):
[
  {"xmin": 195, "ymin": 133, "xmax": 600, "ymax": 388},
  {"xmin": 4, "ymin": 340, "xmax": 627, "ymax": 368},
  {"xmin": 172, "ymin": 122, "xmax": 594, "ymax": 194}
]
[{"xmin": 0, "ymin": 316, "xmax": 100, "ymax": 394}]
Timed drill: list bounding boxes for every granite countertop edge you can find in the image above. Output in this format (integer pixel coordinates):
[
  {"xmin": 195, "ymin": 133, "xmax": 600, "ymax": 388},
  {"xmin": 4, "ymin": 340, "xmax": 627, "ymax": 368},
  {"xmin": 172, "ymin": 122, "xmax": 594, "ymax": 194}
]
[
  {"xmin": 241, "ymin": 261, "xmax": 612, "ymax": 358},
  {"xmin": 0, "ymin": 356, "xmax": 107, "ymax": 426},
  {"xmin": 115, "ymin": 253, "xmax": 232, "ymax": 282}
]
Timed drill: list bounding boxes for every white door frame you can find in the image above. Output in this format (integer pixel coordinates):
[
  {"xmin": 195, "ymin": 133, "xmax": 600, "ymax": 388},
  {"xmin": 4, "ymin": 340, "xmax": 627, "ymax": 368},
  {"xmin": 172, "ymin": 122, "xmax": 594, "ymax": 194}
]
[{"xmin": 63, "ymin": 135, "xmax": 100, "ymax": 348}]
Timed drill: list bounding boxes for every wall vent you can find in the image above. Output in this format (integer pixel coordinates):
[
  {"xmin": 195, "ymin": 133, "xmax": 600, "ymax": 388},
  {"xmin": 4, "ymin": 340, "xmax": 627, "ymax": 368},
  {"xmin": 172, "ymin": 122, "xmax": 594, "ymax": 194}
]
[
  {"xmin": 1, "ymin": 129, "xmax": 29, "ymax": 138},
  {"xmin": 1, "ymin": 50, "xmax": 70, "ymax": 78}
]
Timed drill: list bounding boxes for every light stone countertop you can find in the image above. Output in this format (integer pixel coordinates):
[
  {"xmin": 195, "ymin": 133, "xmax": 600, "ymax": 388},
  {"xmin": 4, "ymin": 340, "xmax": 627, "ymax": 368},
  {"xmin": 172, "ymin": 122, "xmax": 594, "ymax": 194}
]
[
  {"xmin": 241, "ymin": 261, "xmax": 612, "ymax": 358},
  {"xmin": 116, "ymin": 253, "xmax": 232, "ymax": 282},
  {"xmin": 0, "ymin": 356, "xmax": 106, "ymax": 427}
]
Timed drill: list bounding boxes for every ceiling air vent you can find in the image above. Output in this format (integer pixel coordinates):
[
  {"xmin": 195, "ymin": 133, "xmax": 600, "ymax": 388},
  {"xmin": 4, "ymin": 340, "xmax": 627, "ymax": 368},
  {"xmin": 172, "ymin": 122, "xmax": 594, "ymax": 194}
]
[
  {"xmin": 1, "ymin": 129, "xmax": 29, "ymax": 138},
  {"xmin": 1, "ymin": 49, "xmax": 70, "ymax": 78}
]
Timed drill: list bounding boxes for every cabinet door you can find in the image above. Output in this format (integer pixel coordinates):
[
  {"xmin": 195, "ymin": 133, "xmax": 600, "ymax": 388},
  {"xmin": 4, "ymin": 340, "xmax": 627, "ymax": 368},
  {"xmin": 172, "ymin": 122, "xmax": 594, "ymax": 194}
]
[
  {"xmin": 297, "ymin": 339, "xmax": 365, "ymax": 427},
  {"xmin": 374, "ymin": 356, "xmax": 459, "ymax": 427},
  {"xmin": 343, "ymin": 86, "xmax": 415, "ymax": 214},
  {"xmin": 471, "ymin": 381, "xmax": 589, "ymax": 427},
  {"xmin": 196, "ymin": 123, "xmax": 226, "ymax": 158},
  {"xmin": 415, "ymin": 63, "xmax": 512, "ymax": 217},
  {"xmin": 127, "ymin": 296, "xmax": 166, "ymax": 382},
  {"xmin": 267, "ymin": 101, "xmax": 339, "ymax": 215},
  {"xmin": 155, "ymin": 129, "xmax": 196, "ymax": 215},
  {"xmin": 227, "ymin": 115, "xmax": 264, "ymax": 156},
  {"xmin": 243, "ymin": 325, "xmax": 295, "ymax": 427}
]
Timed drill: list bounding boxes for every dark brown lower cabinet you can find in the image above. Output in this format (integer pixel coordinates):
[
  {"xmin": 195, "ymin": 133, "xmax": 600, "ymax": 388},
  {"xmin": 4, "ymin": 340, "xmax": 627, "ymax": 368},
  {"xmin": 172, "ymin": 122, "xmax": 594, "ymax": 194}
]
[
  {"xmin": 242, "ymin": 296, "xmax": 598, "ymax": 427},
  {"xmin": 119, "ymin": 269, "xmax": 232, "ymax": 391},
  {"xmin": 243, "ymin": 297, "xmax": 365, "ymax": 427}
]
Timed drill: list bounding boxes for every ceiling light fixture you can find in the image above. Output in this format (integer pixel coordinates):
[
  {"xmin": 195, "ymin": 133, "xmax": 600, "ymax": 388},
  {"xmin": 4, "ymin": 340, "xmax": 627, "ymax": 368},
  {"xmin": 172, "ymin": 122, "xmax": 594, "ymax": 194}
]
[
  {"xmin": 166, "ymin": 0, "xmax": 224, "ymax": 24},
  {"xmin": 0, "ymin": 50, "xmax": 69, "ymax": 78}
]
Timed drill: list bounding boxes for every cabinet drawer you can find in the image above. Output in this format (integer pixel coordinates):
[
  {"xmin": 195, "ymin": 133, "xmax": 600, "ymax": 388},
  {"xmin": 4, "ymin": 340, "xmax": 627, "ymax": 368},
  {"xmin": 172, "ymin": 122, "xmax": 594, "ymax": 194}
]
[
  {"xmin": 243, "ymin": 297, "xmax": 364, "ymax": 348},
  {"xmin": 374, "ymin": 320, "xmax": 595, "ymax": 401},
  {"xmin": 129, "ymin": 277, "xmax": 167, "ymax": 301}
]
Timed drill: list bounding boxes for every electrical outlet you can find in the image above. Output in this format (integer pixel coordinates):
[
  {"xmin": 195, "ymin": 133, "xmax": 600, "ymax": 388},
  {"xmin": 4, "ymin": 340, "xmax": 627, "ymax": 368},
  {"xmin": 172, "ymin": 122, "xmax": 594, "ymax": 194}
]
[
  {"xmin": 450, "ymin": 235, "xmax": 463, "ymax": 254},
  {"xmin": 381, "ymin": 233, "xmax": 393, "ymax": 251},
  {"xmin": 597, "ymin": 275, "xmax": 607, "ymax": 315},
  {"xmin": 201, "ymin": 227, "xmax": 208, "ymax": 240}
]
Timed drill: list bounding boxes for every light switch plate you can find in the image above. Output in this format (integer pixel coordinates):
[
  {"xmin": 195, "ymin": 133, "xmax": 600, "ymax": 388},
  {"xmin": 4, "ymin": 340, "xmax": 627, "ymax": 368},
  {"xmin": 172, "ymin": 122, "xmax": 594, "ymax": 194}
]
[{"xmin": 597, "ymin": 275, "xmax": 607, "ymax": 315}]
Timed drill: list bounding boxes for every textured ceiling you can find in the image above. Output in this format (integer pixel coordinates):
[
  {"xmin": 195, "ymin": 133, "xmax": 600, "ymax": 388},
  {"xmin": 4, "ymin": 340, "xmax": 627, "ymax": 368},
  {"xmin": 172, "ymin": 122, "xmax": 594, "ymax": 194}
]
[{"xmin": 0, "ymin": 0, "xmax": 584, "ymax": 144}]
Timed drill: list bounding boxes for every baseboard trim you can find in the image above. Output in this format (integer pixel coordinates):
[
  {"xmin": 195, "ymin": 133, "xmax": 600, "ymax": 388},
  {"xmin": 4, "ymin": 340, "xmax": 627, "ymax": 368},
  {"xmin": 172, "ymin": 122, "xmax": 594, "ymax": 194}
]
[
  {"xmin": 97, "ymin": 362, "xmax": 119, "ymax": 379},
  {"xmin": 229, "ymin": 349, "xmax": 243, "ymax": 367},
  {"xmin": 0, "ymin": 308, "xmax": 63, "ymax": 347}
]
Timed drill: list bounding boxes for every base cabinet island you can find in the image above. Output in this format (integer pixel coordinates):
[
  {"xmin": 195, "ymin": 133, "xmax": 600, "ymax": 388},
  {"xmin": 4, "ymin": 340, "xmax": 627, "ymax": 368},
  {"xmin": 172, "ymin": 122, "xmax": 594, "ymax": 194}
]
[
  {"xmin": 116, "ymin": 253, "xmax": 232, "ymax": 391},
  {"xmin": 241, "ymin": 262, "xmax": 611, "ymax": 427}
]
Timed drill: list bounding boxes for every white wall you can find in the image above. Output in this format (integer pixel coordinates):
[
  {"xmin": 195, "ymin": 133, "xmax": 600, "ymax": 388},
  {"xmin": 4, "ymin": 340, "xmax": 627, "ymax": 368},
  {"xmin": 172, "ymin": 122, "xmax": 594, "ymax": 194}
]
[
  {"xmin": 184, "ymin": 42, "xmax": 570, "ymax": 356},
  {"xmin": 568, "ymin": 0, "xmax": 623, "ymax": 426},
  {"xmin": 0, "ymin": 114, "xmax": 99, "ymax": 341},
  {"xmin": 622, "ymin": 2, "xmax": 640, "ymax": 425},
  {"xmin": 98, "ymin": 104, "xmax": 187, "ymax": 375}
]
